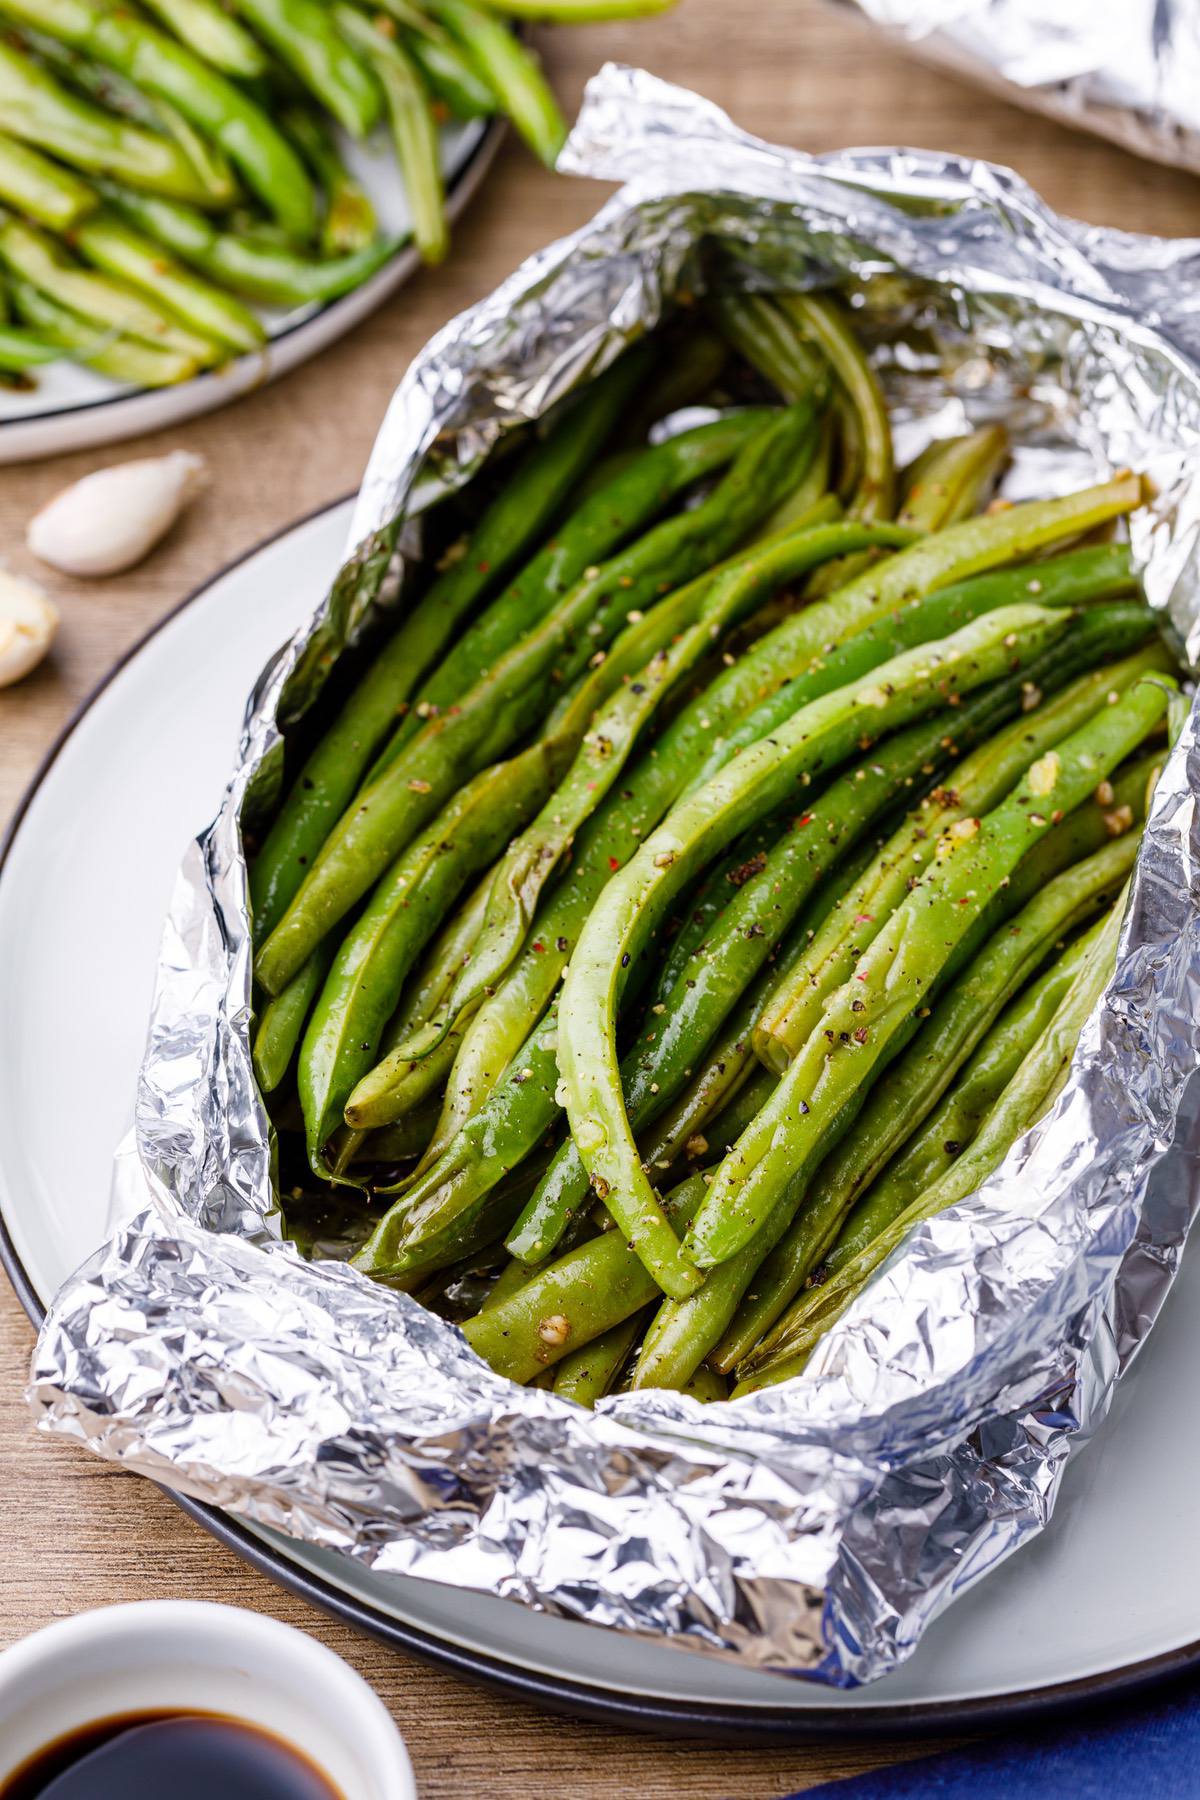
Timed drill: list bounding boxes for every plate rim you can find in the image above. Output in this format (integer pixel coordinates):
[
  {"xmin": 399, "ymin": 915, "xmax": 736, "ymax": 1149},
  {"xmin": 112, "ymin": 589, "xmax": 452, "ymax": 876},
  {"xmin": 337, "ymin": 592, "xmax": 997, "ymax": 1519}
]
[
  {"xmin": 3, "ymin": 498, "xmax": 1200, "ymax": 1743},
  {"xmin": 0, "ymin": 111, "xmax": 504, "ymax": 457}
]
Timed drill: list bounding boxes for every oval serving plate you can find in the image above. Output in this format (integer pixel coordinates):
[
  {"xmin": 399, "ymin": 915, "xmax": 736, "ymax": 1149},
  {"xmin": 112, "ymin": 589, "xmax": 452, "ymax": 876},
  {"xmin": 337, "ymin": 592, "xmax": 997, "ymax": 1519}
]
[
  {"xmin": 0, "ymin": 115, "xmax": 501, "ymax": 466},
  {"xmin": 2, "ymin": 499, "xmax": 1199, "ymax": 1741}
]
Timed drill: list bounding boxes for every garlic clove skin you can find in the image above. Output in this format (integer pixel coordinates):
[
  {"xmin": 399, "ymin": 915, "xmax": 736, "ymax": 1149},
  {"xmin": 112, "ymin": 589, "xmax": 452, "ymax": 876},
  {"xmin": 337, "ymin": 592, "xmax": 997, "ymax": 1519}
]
[
  {"xmin": 0, "ymin": 571, "xmax": 59, "ymax": 688},
  {"xmin": 27, "ymin": 449, "xmax": 207, "ymax": 578}
]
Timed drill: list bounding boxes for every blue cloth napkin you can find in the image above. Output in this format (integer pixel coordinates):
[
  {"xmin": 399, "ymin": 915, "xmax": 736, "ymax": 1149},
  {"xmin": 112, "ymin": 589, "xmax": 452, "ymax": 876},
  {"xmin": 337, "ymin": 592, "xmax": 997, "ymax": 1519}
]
[{"xmin": 788, "ymin": 1676, "xmax": 1200, "ymax": 1798}]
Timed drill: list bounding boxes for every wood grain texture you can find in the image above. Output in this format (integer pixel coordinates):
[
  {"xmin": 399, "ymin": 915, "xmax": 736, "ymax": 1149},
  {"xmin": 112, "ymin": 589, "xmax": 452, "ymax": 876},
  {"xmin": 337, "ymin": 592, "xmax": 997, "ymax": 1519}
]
[{"xmin": 1, "ymin": 2, "xmax": 1194, "ymax": 1789}]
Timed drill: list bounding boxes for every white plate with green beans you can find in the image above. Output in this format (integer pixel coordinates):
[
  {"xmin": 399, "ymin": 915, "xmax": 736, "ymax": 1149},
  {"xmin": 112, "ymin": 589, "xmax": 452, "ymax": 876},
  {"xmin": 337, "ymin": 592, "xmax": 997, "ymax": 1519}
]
[
  {"xmin": 3, "ymin": 495, "xmax": 1200, "ymax": 1734},
  {"xmin": 0, "ymin": 0, "xmax": 672, "ymax": 463}
]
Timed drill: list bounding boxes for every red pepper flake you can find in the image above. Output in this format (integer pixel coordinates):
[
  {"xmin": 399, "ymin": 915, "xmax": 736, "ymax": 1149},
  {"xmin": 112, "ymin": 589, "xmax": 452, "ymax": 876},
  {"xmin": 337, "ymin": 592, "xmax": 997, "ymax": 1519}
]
[
  {"xmin": 608, "ymin": 856, "xmax": 621, "ymax": 871},
  {"xmin": 532, "ymin": 941, "xmax": 546, "ymax": 953},
  {"xmin": 798, "ymin": 813, "xmax": 813, "ymax": 828},
  {"xmin": 853, "ymin": 912, "xmax": 874, "ymax": 925},
  {"xmin": 853, "ymin": 1026, "xmax": 869, "ymax": 1044}
]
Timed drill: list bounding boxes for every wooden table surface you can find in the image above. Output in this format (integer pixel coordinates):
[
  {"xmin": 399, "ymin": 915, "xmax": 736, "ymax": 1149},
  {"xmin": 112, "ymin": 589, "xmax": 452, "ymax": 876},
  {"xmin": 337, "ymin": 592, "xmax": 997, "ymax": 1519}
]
[{"xmin": 1, "ymin": 4, "xmax": 1195, "ymax": 1792}]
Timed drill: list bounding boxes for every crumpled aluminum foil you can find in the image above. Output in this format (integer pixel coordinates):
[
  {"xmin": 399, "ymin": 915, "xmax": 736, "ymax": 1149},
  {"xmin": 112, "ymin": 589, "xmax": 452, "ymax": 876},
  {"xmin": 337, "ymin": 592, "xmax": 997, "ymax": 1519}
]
[
  {"xmin": 25, "ymin": 66, "xmax": 1200, "ymax": 1688},
  {"xmin": 838, "ymin": 0, "xmax": 1200, "ymax": 176}
]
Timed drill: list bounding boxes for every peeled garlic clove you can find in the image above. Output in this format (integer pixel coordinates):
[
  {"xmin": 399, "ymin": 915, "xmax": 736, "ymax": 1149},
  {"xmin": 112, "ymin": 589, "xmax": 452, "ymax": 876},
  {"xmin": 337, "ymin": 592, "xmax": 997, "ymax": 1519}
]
[
  {"xmin": 27, "ymin": 449, "xmax": 207, "ymax": 578},
  {"xmin": 0, "ymin": 571, "xmax": 59, "ymax": 688}
]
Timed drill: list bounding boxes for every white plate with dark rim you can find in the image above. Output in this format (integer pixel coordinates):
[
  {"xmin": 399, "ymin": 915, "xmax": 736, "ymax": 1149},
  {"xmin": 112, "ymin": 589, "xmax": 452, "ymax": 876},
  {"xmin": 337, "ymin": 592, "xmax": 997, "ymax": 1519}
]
[
  {"xmin": 0, "ymin": 116, "xmax": 502, "ymax": 466},
  {"xmin": 2, "ymin": 497, "xmax": 1199, "ymax": 1742}
]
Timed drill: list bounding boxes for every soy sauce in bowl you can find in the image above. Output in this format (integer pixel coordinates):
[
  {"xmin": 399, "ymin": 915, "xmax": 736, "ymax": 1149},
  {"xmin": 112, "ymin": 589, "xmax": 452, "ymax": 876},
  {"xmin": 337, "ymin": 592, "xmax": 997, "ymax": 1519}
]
[{"xmin": 0, "ymin": 1712, "xmax": 342, "ymax": 1799}]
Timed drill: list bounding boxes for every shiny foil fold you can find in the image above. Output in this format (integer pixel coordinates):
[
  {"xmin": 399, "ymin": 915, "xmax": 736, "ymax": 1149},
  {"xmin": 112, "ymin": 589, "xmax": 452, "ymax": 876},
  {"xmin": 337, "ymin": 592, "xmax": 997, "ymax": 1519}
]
[
  {"xmin": 839, "ymin": 0, "xmax": 1200, "ymax": 176},
  {"xmin": 26, "ymin": 67, "xmax": 1200, "ymax": 1687}
]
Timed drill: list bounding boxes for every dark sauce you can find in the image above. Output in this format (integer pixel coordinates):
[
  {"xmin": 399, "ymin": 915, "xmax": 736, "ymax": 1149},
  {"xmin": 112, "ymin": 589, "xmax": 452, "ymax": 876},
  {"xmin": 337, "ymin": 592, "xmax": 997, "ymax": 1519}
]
[{"xmin": 0, "ymin": 1712, "xmax": 343, "ymax": 1800}]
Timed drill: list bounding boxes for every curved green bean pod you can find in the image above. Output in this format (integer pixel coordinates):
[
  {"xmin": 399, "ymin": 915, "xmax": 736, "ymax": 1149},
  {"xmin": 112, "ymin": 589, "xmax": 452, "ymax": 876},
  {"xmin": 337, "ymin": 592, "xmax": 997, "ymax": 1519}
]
[
  {"xmin": 426, "ymin": 0, "xmax": 565, "ymax": 165},
  {"xmin": 139, "ymin": 0, "xmax": 268, "ymax": 76},
  {"xmin": 689, "ymin": 677, "xmax": 1172, "ymax": 1268},
  {"xmin": 0, "ymin": 131, "xmax": 97, "ymax": 229},
  {"xmin": 0, "ymin": 39, "xmax": 230, "ymax": 206},
  {"xmin": 461, "ymin": 1177, "xmax": 706, "ymax": 1383},
  {"xmin": 249, "ymin": 355, "xmax": 649, "ymax": 945},
  {"xmin": 100, "ymin": 181, "xmax": 399, "ymax": 305},
  {"xmin": 255, "ymin": 406, "xmax": 821, "ymax": 995},
  {"xmin": 335, "ymin": 5, "xmax": 444, "ymax": 263},
  {"xmin": 777, "ymin": 293, "xmax": 894, "ymax": 522},
  {"xmin": 1, "ymin": 0, "xmax": 318, "ymax": 236},
  {"xmin": 557, "ymin": 602, "xmax": 1081, "ymax": 1298},
  {"xmin": 299, "ymin": 743, "xmax": 554, "ymax": 1179},
  {"xmin": 282, "ymin": 107, "xmax": 377, "ymax": 256},
  {"xmin": 74, "ymin": 208, "xmax": 265, "ymax": 355},
  {"xmin": 737, "ymin": 897, "xmax": 1126, "ymax": 1388}
]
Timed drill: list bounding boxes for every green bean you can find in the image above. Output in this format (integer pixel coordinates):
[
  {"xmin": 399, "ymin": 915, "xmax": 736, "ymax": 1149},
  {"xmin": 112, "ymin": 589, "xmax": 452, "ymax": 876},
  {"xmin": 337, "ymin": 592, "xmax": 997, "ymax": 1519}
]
[
  {"xmin": 441, "ymin": 514, "xmax": 918, "ymax": 1037},
  {"xmin": 0, "ymin": 130, "xmax": 97, "ymax": 229},
  {"xmin": 0, "ymin": 38, "xmax": 230, "ymax": 206},
  {"xmin": 282, "ymin": 107, "xmax": 377, "ymax": 256},
  {"xmin": 255, "ymin": 406, "xmax": 821, "ymax": 996},
  {"xmin": 74, "ymin": 208, "xmax": 264, "ymax": 355},
  {"xmin": 460, "ymin": 1177, "xmax": 707, "ymax": 1382},
  {"xmin": 335, "ymin": 6, "xmax": 445, "ymax": 263},
  {"xmin": 0, "ymin": 318, "xmax": 72, "ymax": 368},
  {"xmin": 426, "ymin": 0, "xmax": 565, "ymax": 165},
  {"xmin": 9, "ymin": 272, "xmax": 200, "ymax": 384},
  {"xmin": 552, "ymin": 1313, "xmax": 646, "ymax": 1405},
  {"xmin": 2, "ymin": 0, "xmax": 319, "ymax": 236},
  {"xmin": 371, "ymin": 409, "xmax": 772, "ymax": 777},
  {"xmin": 688, "ymin": 676, "xmax": 1171, "ymax": 1270},
  {"xmin": 809, "ymin": 932, "xmax": 1099, "ymax": 1291},
  {"xmin": 299, "ymin": 743, "xmax": 553, "ymax": 1179},
  {"xmin": 369, "ymin": 0, "xmax": 496, "ymax": 119},
  {"xmin": 237, "ymin": 0, "xmax": 381, "ymax": 137},
  {"xmin": 776, "ymin": 293, "xmax": 895, "ymax": 522},
  {"xmin": 250, "ymin": 353, "xmax": 650, "ymax": 944},
  {"xmin": 558, "ymin": 602, "xmax": 1084, "ymax": 1298},
  {"xmin": 897, "ymin": 427, "xmax": 1010, "ymax": 528},
  {"xmin": 737, "ymin": 897, "xmax": 1126, "ymax": 1388},
  {"xmin": 754, "ymin": 633, "xmax": 1169, "ymax": 1070},
  {"xmin": 139, "ymin": 0, "xmax": 268, "ymax": 77},
  {"xmin": 708, "ymin": 293, "xmax": 825, "ymax": 405},
  {"xmin": 352, "ymin": 1005, "xmax": 562, "ymax": 1278},
  {"xmin": 709, "ymin": 821, "xmax": 1143, "ymax": 1371},
  {"xmin": 253, "ymin": 940, "xmax": 335, "ymax": 1096}
]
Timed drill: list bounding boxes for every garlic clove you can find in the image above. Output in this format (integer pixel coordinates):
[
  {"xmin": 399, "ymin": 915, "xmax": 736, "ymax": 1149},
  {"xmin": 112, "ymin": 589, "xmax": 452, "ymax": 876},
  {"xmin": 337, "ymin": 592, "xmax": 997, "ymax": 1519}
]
[
  {"xmin": 27, "ymin": 449, "xmax": 207, "ymax": 578},
  {"xmin": 0, "ymin": 570, "xmax": 59, "ymax": 688}
]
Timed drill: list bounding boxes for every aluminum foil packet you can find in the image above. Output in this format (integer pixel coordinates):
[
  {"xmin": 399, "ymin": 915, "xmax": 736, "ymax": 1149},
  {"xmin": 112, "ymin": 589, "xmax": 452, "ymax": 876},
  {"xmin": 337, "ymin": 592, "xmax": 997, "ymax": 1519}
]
[
  {"xmin": 838, "ymin": 0, "xmax": 1200, "ymax": 176},
  {"xmin": 26, "ymin": 67, "xmax": 1200, "ymax": 1687}
]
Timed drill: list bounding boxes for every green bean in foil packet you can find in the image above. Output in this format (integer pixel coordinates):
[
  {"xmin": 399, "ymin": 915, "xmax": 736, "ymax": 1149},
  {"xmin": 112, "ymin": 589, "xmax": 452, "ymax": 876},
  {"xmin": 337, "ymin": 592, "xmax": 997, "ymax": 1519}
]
[{"xmin": 27, "ymin": 67, "xmax": 1200, "ymax": 1688}]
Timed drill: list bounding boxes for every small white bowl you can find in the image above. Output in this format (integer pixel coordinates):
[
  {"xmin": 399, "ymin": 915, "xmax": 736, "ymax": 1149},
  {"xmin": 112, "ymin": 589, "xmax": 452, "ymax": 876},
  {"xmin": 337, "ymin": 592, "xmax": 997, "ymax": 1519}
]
[{"xmin": 0, "ymin": 1600, "xmax": 414, "ymax": 1798}]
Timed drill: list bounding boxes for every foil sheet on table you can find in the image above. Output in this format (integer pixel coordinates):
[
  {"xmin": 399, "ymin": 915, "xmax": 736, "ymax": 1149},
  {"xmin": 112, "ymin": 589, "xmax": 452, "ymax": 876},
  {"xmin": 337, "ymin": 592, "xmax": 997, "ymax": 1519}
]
[
  {"xmin": 26, "ymin": 67, "xmax": 1200, "ymax": 1686},
  {"xmin": 839, "ymin": 0, "xmax": 1200, "ymax": 176}
]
